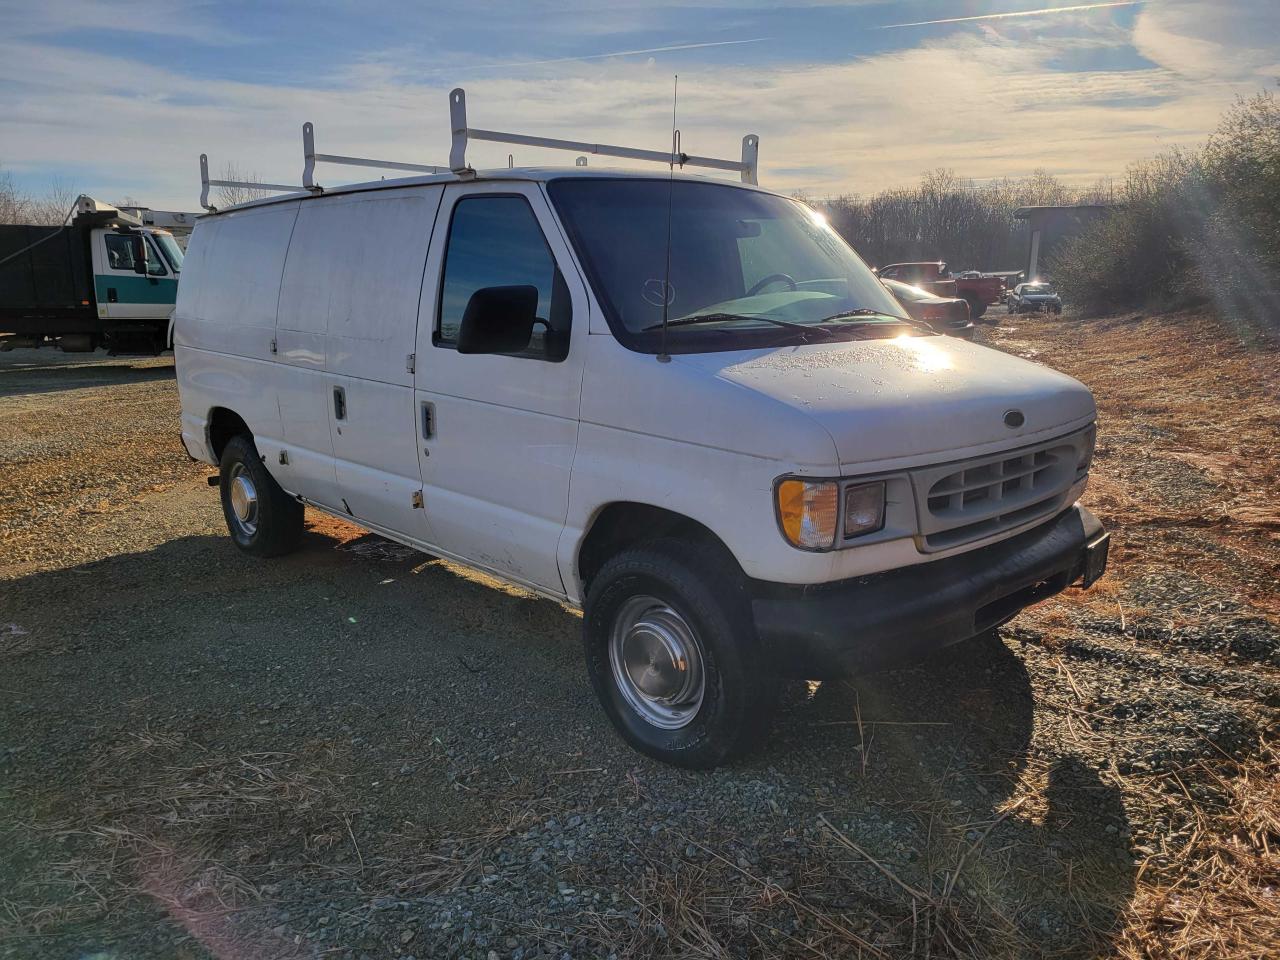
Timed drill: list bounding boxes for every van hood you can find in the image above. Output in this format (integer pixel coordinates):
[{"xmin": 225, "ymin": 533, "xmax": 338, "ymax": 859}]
[{"xmin": 673, "ymin": 335, "xmax": 1095, "ymax": 470}]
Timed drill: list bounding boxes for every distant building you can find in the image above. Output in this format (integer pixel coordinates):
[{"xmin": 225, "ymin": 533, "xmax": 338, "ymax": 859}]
[{"xmin": 1013, "ymin": 205, "xmax": 1111, "ymax": 280}]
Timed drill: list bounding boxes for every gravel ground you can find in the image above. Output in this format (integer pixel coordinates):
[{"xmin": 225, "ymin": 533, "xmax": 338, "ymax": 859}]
[{"xmin": 1, "ymin": 313, "xmax": 1277, "ymax": 959}]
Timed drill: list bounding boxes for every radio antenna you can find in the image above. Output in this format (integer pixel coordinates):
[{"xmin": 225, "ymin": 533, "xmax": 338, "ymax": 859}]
[{"xmin": 657, "ymin": 75, "xmax": 678, "ymax": 363}]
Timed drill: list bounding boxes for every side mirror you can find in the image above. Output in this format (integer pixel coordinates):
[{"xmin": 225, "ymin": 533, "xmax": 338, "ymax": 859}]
[
  {"xmin": 456, "ymin": 285, "xmax": 538, "ymax": 355},
  {"xmin": 130, "ymin": 235, "xmax": 148, "ymax": 275}
]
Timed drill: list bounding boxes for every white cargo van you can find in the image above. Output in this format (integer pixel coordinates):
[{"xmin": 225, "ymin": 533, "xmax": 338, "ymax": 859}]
[{"xmin": 175, "ymin": 94, "xmax": 1108, "ymax": 767}]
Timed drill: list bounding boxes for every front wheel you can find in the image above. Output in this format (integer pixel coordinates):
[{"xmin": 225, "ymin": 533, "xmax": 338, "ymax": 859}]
[
  {"xmin": 583, "ymin": 541, "xmax": 779, "ymax": 768},
  {"xmin": 219, "ymin": 434, "xmax": 303, "ymax": 557}
]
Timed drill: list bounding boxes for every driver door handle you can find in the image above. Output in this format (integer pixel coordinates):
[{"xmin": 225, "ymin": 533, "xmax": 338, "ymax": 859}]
[{"xmin": 333, "ymin": 386, "xmax": 346, "ymax": 420}]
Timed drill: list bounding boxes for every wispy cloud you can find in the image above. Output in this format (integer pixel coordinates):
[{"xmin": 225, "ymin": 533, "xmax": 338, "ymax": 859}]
[
  {"xmin": 1, "ymin": 0, "xmax": 1270, "ymax": 210},
  {"xmin": 878, "ymin": 1, "xmax": 1143, "ymax": 30},
  {"xmin": 474, "ymin": 37, "xmax": 770, "ymax": 69}
]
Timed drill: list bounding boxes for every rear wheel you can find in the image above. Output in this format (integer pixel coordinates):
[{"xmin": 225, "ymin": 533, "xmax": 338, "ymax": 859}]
[
  {"xmin": 583, "ymin": 540, "xmax": 780, "ymax": 768},
  {"xmin": 964, "ymin": 295, "xmax": 986, "ymax": 320},
  {"xmin": 219, "ymin": 434, "xmax": 303, "ymax": 557}
]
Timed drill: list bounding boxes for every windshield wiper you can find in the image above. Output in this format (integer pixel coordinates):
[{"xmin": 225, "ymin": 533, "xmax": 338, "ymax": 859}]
[
  {"xmin": 819, "ymin": 309, "xmax": 935, "ymax": 335},
  {"xmin": 642, "ymin": 312, "xmax": 837, "ymax": 338},
  {"xmin": 819, "ymin": 308, "xmax": 908, "ymax": 322}
]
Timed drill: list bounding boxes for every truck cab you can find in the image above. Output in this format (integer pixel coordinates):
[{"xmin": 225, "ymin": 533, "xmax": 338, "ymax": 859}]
[{"xmin": 90, "ymin": 224, "xmax": 182, "ymax": 324}]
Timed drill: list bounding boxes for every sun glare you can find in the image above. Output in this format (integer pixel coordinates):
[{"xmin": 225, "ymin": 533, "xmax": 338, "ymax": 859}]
[{"xmin": 892, "ymin": 333, "xmax": 954, "ymax": 372}]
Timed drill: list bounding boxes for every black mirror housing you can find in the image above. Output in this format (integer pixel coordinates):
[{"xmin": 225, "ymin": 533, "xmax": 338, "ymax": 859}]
[
  {"xmin": 457, "ymin": 285, "xmax": 538, "ymax": 355},
  {"xmin": 130, "ymin": 234, "xmax": 148, "ymax": 274}
]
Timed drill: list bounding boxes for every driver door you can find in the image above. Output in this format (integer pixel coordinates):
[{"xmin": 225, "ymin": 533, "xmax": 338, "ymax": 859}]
[
  {"xmin": 93, "ymin": 231, "xmax": 177, "ymax": 321},
  {"xmin": 413, "ymin": 182, "xmax": 588, "ymax": 595}
]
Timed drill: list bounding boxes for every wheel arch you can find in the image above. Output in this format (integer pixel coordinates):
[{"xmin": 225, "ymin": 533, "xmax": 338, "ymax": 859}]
[
  {"xmin": 575, "ymin": 501, "xmax": 740, "ymax": 594},
  {"xmin": 206, "ymin": 406, "xmax": 252, "ymax": 462}
]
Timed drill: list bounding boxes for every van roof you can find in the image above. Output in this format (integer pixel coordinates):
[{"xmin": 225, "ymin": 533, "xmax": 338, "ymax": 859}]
[{"xmin": 204, "ymin": 165, "xmax": 775, "ymax": 217}]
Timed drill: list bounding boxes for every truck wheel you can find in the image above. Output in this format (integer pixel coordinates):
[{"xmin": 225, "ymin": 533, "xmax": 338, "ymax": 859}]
[
  {"xmin": 583, "ymin": 540, "xmax": 780, "ymax": 768},
  {"xmin": 965, "ymin": 295, "xmax": 986, "ymax": 320},
  {"xmin": 218, "ymin": 434, "xmax": 303, "ymax": 557}
]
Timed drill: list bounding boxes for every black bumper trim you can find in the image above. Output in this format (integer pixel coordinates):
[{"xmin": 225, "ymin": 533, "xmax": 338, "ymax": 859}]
[{"xmin": 751, "ymin": 505, "xmax": 1106, "ymax": 677}]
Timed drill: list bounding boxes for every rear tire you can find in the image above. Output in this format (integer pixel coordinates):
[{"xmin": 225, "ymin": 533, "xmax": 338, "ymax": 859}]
[
  {"xmin": 965, "ymin": 295, "xmax": 986, "ymax": 320},
  {"xmin": 218, "ymin": 434, "xmax": 303, "ymax": 557},
  {"xmin": 583, "ymin": 540, "xmax": 780, "ymax": 768}
]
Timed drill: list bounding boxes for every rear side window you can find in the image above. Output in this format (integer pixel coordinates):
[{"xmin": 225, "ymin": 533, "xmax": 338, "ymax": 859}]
[{"xmin": 437, "ymin": 195, "xmax": 570, "ymax": 362}]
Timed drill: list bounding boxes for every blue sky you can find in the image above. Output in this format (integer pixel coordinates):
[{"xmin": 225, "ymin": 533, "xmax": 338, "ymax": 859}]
[{"xmin": 1, "ymin": 1, "xmax": 1276, "ymax": 210}]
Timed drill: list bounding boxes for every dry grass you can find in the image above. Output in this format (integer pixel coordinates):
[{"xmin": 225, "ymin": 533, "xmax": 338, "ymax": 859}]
[
  {"xmin": 1115, "ymin": 745, "xmax": 1280, "ymax": 959},
  {"xmin": 7, "ymin": 733, "xmax": 349, "ymax": 951}
]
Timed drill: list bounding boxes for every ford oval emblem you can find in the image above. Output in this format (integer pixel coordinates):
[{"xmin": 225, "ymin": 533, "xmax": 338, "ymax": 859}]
[{"xmin": 1004, "ymin": 409, "xmax": 1025, "ymax": 429}]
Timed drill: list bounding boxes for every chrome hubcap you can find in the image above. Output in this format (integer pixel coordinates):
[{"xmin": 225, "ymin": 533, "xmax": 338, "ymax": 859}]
[
  {"xmin": 608, "ymin": 596, "xmax": 705, "ymax": 730},
  {"xmin": 228, "ymin": 463, "xmax": 259, "ymax": 536}
]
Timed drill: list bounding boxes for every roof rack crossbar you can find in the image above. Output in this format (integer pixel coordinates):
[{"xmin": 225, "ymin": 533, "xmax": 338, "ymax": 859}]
[
  {"xmin": 448, "ymin": 88, "xmax": 759, "ymax": 184},
  {"xmin": 302, "ymin": 122, "xmax": 446, "ymax": 190},
  {"xmin": 200, "ymin": 154, "xmax": 303, "ymax": 212}
]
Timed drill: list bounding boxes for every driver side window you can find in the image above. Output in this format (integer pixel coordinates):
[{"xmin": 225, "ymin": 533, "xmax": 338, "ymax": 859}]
[
  {"xmin": 103, "ymin": 233, "xmax": 167, "ymax": 276},
  {"xmin": 436, "ymin": 195, "xmax": 570, "ymax": 362}
]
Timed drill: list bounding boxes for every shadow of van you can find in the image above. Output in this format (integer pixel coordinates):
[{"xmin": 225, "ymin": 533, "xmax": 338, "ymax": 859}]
[
  {"xmin": 0, "ymin": 525, "xmax": 1136, "ymax": 957},
  {"xmin": 765, "ymin": 632, "xmax": 1137, "ymax": 955}
]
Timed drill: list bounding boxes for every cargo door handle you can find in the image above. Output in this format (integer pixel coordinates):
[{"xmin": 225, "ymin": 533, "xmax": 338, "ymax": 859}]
[
  {"xmin": 333, "ymin": 386, "xmax": 346, "ymax": 420},
  {"xmin": 420, "ymin": 401, "xmax": 434, "ymax": 439}
]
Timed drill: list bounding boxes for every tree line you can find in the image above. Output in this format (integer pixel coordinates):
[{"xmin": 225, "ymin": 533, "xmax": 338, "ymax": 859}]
[
  {"xmin": 1049, "ymin": 89, "xmax": 1278, "ymax": 329},
  {"xmin": 804, "ymin": 168, "xmax": 1112, "ymax": 273}
]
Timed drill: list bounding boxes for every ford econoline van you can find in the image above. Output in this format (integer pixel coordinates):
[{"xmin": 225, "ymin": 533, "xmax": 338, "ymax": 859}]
[{"xmin": 175, "ymin": 162, "xmax": 1108, "ymax": 768}]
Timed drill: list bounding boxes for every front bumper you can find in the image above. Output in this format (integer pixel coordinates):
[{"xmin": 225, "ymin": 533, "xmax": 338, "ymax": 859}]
[{"xmin": 752, "ymin": 505, "xmax": 1107, "ymax": 677}]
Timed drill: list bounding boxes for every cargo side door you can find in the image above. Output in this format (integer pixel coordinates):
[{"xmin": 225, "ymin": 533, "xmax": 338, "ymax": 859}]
[
  {"xmin": 91, "ymin": 229, "xmax": 177, "ymax": 321},
  {"xmin": 413, "ymin": 182, "xmax": 587, "ymax": 594},
  {"xmin": 278, "ymin": 186, "xmax": 442, "ymax": 537}
]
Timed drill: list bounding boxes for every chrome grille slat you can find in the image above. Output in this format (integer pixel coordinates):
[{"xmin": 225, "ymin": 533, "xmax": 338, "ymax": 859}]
[{"xmin": 911, "ymin": 429, "xmax": 1090, "ymax": 553}]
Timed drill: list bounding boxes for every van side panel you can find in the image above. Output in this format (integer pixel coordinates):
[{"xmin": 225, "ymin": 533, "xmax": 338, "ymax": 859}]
[
  {"xmin": 174, "ymin": 203, "xmax": 300, "ymax": 465},
  {"xmin": 277, "ymin": 188, "xmax": 442, "ymax": 530}
]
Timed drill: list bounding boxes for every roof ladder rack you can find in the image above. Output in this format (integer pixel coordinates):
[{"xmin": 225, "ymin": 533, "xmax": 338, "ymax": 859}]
[
  {"xmin": 199, "ymin": 154, "xmax": 304, "ymax": 212},
  {"xmin": 301, "ymin": 122, "xmax": 447, "ymax": 190},
  {"xmin": 447, "ymin": 87, "xmax": 759, "ymax": 184}
]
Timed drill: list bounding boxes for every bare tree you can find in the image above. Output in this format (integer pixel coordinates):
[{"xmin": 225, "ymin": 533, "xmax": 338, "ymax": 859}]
[
  {"xmin": 27, "ymin": 177, "xmax": 78, "ymax": 225},
  {"xmin": 816, "ymin": 168, "xmax": 1086, "ymax": 271},
  {"xmin": 215, "ymin": 163, "xmax": 271, "ymax": 208},
  {"xmin": 0, "ymin": 166, "xmax": 79, "ymax": 225},
  {"xmin": 0, "ymin": 165, "xmax": 32, "ymax": 224}
]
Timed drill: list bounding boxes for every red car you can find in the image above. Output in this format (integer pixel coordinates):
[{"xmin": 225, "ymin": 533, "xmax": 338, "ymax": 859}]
[
  {"xmin": 882, "ymin": 278, "xmax": 974, "ymax": 338},
  {"xmin": 875, "ymin": 262, "xmax": 1003, "ymax": 320}
]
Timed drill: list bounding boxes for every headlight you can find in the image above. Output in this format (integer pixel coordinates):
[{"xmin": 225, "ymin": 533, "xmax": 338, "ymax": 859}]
[
  {"xmin": 844, "ymin": 482, "xmax": 886, "ymax": 538},
  {"xmin": 775, "ymin": 479, "xmax": 838, "ymax": 549}
]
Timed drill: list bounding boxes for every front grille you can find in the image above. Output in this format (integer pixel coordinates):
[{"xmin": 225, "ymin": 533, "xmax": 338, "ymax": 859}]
[{"xmin": 910, "ymin": 430, "xmax": 1089, "ymax": 552}]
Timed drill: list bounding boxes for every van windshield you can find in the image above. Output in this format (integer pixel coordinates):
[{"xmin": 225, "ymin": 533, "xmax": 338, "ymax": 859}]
[{"xmin": 547, "ymin": 179, "xmax": 916, "ymax": 354}]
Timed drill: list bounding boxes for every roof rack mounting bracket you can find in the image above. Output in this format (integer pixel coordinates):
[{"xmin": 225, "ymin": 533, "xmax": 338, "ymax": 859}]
[
  {"xmin": 199, "ymin": 153, "xmax": 304, "ymax": 212},
  {"xmin": 302, "ymin": 122, "xmax": 447, "ymax": 191},
  {"xmin": 447, "ymin": 86, "xmax": 758, "ymax": 184},
  {"xmin": 198, "ymin": 87, "xmax": 759, "ymax": 212}
]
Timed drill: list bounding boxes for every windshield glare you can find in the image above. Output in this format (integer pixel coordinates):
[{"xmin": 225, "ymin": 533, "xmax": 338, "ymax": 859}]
[{"xmin": 548, "ymin": 179, "xmax": 914, "ymax": 353}]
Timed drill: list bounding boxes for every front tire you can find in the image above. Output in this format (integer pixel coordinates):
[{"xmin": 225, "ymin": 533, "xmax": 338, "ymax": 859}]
[
  {"xmin": 218, "ymin": 434, "xmax": 303, "ymax": 557},
  {"xmin": 583, "ymin": 540, "xmax": 780, "ymax": 769}
]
